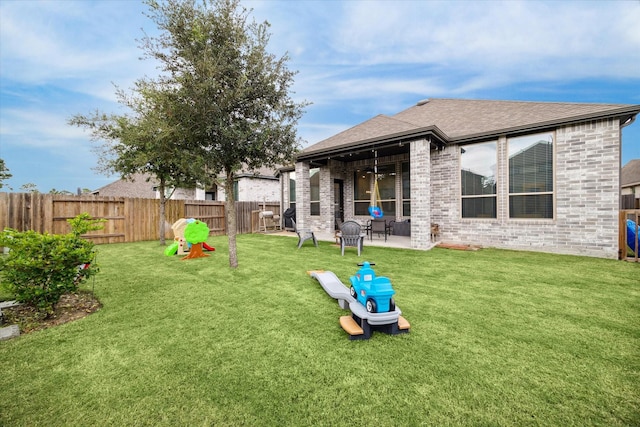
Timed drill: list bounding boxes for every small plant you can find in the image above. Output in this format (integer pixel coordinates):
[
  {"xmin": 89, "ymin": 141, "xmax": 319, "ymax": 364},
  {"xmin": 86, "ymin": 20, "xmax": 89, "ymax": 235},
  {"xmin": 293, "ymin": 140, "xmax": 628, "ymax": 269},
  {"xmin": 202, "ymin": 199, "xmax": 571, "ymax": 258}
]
[
  {"xmin": 67, "ymin": 212, "xmax": 107, "ymax": 237},
  {"xmin": 0, "ymin": 213, "xmax": 104, "ymax": 314}
]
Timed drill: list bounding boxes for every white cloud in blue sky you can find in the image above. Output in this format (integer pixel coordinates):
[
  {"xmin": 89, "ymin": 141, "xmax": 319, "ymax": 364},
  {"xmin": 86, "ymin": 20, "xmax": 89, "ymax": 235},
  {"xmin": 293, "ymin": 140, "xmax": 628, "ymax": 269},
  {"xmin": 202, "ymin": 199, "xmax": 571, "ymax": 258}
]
[{"xmin": 1, "ymin": 0, "xmax": 639, "ymax": 192}]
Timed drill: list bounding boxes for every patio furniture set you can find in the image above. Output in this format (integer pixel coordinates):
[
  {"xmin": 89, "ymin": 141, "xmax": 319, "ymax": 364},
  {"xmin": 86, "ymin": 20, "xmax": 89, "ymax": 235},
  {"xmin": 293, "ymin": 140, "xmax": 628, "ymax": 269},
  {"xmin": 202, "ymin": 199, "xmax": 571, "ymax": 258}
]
[{"xmin": 294, "ymin": 218, "xmax": 412, "ymax": 255}]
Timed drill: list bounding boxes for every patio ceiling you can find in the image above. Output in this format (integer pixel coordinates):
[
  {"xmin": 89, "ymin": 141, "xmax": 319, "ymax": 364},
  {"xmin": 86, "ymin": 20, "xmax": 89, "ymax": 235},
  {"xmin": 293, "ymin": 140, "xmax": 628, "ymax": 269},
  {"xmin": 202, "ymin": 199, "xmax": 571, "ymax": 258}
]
[
  {"xmin": 300, "ymin": 129, "xmax": 444, "ymax": 165},
  {"xmin": 310, "ymin": 141, "xmax": 411, "ymax": 165}
]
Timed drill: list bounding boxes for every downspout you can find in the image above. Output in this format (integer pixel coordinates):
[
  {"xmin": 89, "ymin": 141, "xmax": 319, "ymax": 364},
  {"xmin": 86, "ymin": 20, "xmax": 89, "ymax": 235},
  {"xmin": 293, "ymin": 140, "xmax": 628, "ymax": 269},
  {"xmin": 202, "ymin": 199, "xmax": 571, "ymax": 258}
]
[{"xmin": 621, "ymin": 115, "xmax": 636, "ymax": 129}]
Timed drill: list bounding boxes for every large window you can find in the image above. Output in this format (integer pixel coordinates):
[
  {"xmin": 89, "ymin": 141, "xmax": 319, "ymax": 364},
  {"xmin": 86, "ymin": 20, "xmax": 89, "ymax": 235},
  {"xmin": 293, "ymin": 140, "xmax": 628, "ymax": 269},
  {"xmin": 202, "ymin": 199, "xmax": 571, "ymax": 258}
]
[
  {"xmin": 461, "ymin": 141, "xmax": 497, "ymax": 218},
  {"xmin": 310, "ymin": 168, "xmax": 320, "ymax": 216},
  {"xmin": 376, "ymin": 164, "xmax": 396, "ymax": 217},
  {"xmin": 508, "ymin": 132, "xmax": 553, "ymax": 219},
  {"xmin": 354, "ymin": 169, "xmax": 371, "ymax": 215},
  {"xmin": 402, "ymin": 162, "xmax": 410, "ymax": 217},
  {"xmin": 289, "ymin": 172, "xmax": 296, "ymax": 209},
  {"xmin": 354, "ymin": 165, "xmax": 397, "ymax": 217}
]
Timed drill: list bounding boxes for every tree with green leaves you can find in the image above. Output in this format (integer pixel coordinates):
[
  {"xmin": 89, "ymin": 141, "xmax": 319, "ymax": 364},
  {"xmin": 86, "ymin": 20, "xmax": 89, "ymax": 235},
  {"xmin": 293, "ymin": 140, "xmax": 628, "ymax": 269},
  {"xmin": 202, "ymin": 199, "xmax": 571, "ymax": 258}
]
[
  {"xmin": 142, "ymin": 0, "xmax": 307, "ymax": 268},
  {"xmin": 69, "ymin": 81, "xmax": 204, "ymax": 245},
  {"xmin": 49, "ymin": 189, "xmax": 74, "ymax": 195},
  {"xmin": 0, "ymin": 158, "xmax": 11, "ymax": 190},
  {"xmin": 20, "ymin": 183, "xmax": 38, "ymax": 193}
]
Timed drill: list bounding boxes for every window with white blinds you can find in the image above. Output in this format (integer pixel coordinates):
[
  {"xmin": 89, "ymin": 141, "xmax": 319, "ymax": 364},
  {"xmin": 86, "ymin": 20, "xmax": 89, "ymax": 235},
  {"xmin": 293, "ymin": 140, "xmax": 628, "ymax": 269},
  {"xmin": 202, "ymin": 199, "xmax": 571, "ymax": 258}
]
[
  {"xmin": 461, "ymin": 141, "xmax": 497, "ymax": 218},
  {"xmin": 508, "ymin": 132, "xmax": 554, "ymax": 219}
]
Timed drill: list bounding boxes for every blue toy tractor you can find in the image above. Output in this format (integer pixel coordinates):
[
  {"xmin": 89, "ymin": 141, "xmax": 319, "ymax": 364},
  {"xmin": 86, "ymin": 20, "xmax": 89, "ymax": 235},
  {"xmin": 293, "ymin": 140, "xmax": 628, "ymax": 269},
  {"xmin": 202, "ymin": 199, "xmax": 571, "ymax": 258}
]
[{"xmin": 349, "ymin": 261, "xmax": 396, "ymax": 313}]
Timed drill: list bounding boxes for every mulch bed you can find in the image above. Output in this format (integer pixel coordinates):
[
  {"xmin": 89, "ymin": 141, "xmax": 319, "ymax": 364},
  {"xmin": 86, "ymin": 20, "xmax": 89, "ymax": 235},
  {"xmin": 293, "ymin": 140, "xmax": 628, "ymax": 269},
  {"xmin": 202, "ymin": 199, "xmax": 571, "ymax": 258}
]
[{"xmin": 1, "ymin": 291, "xmax": 101, "ymax": 334}]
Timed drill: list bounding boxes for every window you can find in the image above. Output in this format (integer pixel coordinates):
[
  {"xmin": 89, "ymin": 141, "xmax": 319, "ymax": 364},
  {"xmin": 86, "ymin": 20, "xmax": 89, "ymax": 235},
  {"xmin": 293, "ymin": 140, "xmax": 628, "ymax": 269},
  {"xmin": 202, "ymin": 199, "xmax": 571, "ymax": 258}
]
[
  {"xmin": 289, "ymin": 172, "xmax": 296, "ymax": 209},
  {"xmin": 205, "ymin": 184, "xmax": 217, "ymax": 201},
  {"xmin": 508, "ymin": 132, "xmax": 553, "ymax": 219},
  {"xmin": 376, "ymin": 164, "xmax": 396, "ymax": 217},
  {"xmin": 353, "ymin": 169, "xmax": 370, "ymax": 215},
  {"xmin": 354, "ymin": 164, "xmax": 396, "ymax": 217},
  {"xmin": 402, "ymin": 162, "xmax": 410, "ymax": 217},
  {"xmin": 461, "ymin": 141, "xmax": 497, "ymax": 218},
  {"xmin": 310, "ymin": 168, "xmax": 320, "ymax": 216}
]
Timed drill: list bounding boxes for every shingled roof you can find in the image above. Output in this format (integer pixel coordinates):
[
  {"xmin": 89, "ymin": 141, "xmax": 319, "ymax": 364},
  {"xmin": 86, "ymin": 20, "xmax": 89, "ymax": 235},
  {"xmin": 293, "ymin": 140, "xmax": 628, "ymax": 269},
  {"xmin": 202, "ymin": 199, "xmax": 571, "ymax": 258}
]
[
  {"xmin": 92, "ymin": 173, "xmax": 158, "ymax": 197},
  {"xmin": 622, "ymin": 159, "xmax": 640, "ymax": 188},
  {"xmin": 299, "ymin": 98, "xmax": 640, "ymax": 160}
]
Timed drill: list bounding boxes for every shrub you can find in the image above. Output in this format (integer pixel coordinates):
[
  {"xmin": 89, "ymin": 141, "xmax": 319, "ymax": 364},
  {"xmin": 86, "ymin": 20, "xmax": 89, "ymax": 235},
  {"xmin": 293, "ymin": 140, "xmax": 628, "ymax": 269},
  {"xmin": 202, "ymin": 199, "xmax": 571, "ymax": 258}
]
[
  {"xmin": 0, "ymin": 213, "xmax": 103, "ymax": 314},
  {"xmin": 67, "ymin": 212, "xmax": 106, "ymax": 237}
]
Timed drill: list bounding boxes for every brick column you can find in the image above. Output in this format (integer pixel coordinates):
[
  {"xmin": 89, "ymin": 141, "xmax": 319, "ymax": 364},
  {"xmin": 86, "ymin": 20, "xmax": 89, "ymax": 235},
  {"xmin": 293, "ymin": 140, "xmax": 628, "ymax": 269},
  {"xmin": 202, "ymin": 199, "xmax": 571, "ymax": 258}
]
[
  {"xmin": 410, "ymin": 139, "xmax": 431, "ymax": 249},
  {"xmin": 318, "ymin": 166, "xmax": 333, "ymax": 233},
  {"xmin": 295, "ymin": 161, "xmax": 309, "ymax": 230},
  {"xmin": 496, "ymin": 136, "xmax": 508, "ymax": 223}
]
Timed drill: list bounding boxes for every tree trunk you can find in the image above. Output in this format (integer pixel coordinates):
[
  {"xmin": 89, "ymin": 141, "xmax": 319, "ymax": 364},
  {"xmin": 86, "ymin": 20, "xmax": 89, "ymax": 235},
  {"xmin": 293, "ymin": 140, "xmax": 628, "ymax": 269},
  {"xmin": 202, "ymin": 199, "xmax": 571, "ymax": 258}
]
[
  {"xmin": 226, "ymin": 169, "xmax": 238, "ymax": 268},
  {"xmin": 181, "ymin": 242, "xmax": 209, "ymax": 260},
  {"xmin": 159, "ymin": 177, "xmax": 167, "ymax": 245}
]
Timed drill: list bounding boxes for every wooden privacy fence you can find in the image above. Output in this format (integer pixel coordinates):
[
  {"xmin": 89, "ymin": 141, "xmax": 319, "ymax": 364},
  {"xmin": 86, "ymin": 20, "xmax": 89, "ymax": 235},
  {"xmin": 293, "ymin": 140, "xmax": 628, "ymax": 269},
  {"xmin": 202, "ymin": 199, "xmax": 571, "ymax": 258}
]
[
  {"xmin": 619, "ymin": 209, "xmax": 640, "ymax": 262},
  {"xmin": 621, "ymin": 194, "xmax": 639, "ymax": 209},
  {"xmin": 0, "ymin": 193, "xmax": 280, "ymax": 244}
]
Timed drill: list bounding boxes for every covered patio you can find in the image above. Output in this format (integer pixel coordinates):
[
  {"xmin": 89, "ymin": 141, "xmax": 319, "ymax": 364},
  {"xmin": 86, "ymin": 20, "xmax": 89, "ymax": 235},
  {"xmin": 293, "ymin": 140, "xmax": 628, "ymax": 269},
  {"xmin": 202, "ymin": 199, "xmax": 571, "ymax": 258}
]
[{"xmin": 268, "ymin": 228, "xmax": 422, "ymax": 250}]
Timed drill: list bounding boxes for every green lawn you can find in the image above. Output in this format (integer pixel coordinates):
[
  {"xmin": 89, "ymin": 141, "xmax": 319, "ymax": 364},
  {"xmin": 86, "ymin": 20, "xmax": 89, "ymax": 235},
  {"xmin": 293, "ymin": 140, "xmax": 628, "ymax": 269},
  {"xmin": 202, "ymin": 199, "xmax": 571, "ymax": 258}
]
[{"xmin": 1, "ymin": 234, "xmax": 638, "ymax": 426}]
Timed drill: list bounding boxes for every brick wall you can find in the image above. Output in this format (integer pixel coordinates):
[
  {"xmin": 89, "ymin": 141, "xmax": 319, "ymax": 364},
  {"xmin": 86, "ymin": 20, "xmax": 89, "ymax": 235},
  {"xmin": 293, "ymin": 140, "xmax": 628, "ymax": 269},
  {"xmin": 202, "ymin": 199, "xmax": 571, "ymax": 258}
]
[
  {"xmin": 238, "ymin": 177, "xmax": 279, "ymax": 202},
  {"xmin": 432, "ymin": 119, "xmax": 621, "ymax": 258}
]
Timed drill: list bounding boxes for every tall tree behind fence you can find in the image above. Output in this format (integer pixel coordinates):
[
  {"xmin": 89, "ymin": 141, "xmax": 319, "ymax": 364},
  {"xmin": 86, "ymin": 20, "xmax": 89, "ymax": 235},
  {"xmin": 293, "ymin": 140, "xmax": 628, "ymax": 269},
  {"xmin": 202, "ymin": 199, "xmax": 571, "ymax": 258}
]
[{"xmin": 0, "ymin": 193, "xmax": 279, "ymax": 243}]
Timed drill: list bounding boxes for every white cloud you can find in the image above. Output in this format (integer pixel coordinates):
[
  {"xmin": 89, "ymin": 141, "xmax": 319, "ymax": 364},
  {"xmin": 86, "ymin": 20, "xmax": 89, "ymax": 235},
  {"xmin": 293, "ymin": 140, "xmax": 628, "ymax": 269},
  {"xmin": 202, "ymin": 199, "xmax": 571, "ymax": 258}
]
[
  {"xmin": 329, "ymin": 1, "xmax": 640, "ymax": 80},
  {"xmin": 1, "ymin": 107, "xmax": 89, "ymax": 149},
  {"xmin": 297, "ymin": 122, "xmax": 352, "ymax": 148},
  {"xmin": 0, "ymin": 0, "xmax": 154, "ymax": 99}
]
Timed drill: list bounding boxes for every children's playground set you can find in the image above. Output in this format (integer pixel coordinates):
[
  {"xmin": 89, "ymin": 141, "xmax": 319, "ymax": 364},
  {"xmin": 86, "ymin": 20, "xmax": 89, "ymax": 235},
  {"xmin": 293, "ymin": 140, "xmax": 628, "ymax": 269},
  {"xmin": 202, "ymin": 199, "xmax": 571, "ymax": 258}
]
[
  {"xmin": 164, "ymin": 218, "xmax": 215, "ymax": 259},
  {"xmin": 309, "ymin": 262, "xmax": 410, "ymax": 340}
]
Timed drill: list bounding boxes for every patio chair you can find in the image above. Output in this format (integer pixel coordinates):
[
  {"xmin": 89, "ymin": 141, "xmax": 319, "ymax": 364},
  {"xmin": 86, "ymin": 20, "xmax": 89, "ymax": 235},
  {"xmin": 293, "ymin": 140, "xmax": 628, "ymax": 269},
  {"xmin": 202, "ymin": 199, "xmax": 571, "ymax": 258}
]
[
  {"xmin": 291, "ymin": 220, "xmax": 317, "ymax": 249},
  {"xmin": 368, "ymin": 218, "xmax": 390, "ymax": 241},
  {"xmin": 338, "ymin": 220, "xmax": 365, "ymax": 256}
]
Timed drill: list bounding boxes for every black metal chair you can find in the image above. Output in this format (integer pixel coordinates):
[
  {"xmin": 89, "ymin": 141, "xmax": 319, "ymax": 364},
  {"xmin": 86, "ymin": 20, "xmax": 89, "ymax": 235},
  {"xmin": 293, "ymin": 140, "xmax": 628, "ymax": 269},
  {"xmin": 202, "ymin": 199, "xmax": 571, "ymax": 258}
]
[
  {"xmin": 291, "ymin": 220, "xmax": 317, "ymax": 249},
  {"xmin": 338, "ymin": 220, "xmax": 365, "ymax": 256},
  {"xmin": 368, "ymin": 218, "xmax": 390, "ymax": 241}
]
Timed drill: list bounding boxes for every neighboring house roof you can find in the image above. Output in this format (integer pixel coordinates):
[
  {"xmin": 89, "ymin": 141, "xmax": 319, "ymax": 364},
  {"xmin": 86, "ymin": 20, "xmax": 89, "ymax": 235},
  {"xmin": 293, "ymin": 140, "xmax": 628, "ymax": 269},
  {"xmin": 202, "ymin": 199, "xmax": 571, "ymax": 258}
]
[
  {"xmin": 92, "ymin": 173, "xmax": 158, "ymax": 197},
  {"xmin": 299, "ymin": 98, "xmax": 640, "ymax": 160},
  {"xmin": 236, "ymin": 165, "xmax": 279, "ymax": 180},
  {"xmin": 622, "ymin": 159, "xmax": 640, "ymax": 188},
  {"xmin": 93, "ymin": 166, "xmax": 280, "ymax": 196}
]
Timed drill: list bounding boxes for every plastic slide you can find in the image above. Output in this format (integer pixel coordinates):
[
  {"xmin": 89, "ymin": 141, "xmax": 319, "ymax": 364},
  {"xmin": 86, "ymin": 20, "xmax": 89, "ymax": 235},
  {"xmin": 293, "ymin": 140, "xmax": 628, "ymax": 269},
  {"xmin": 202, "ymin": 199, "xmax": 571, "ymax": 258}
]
[
  {"xmin": 627, "ymin": 220, "xmax": 639, "ymax": 253},
  {"xmin": 202, "ymin": 242, "xmax": 215, "ymax": 251},
  {"xmin": 164, "ymin": 242, "xmax": 179, "ymax": 256}
]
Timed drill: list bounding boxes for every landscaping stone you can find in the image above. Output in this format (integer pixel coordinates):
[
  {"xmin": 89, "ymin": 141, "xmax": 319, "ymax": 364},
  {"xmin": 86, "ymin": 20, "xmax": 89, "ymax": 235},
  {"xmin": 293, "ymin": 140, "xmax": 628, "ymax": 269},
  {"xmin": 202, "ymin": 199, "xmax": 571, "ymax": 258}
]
[
  {"xmin": 0, "ymin": 300, "xmax": 19, "ymax": 309},
  {"xmin": 0, "ymin": 325, "xmax": 20, "ymax": 341}
]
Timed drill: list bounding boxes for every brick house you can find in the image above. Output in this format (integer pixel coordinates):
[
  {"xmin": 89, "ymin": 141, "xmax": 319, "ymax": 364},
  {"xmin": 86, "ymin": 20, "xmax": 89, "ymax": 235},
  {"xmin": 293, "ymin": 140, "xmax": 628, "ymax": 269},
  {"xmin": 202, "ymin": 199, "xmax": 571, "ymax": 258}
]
[
  {"xmin": 621, "ymin": 159, "xmax": 640, "ymax": 209},
  {"xmin": 282, "ymin": 98, "xmax": 640, "ymax": 258},
  {"xmin": 93, "ymin": 167, "xmax": 279, "ymax": 202}
]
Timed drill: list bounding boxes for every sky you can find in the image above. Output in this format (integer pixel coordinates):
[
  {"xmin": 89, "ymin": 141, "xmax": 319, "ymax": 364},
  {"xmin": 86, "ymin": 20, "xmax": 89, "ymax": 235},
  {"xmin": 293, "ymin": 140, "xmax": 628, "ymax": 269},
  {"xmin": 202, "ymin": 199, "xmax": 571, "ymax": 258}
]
[{"xmin": 1, "ymin": 0, "xmax": 639, "ymax": 193}]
